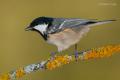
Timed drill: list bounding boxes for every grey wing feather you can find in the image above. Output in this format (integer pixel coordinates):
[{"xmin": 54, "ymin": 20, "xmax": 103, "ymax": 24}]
[
  {"xmin": 47, "ymin": 18, "xmax": 96, "ymax": 34},
  {"xmin": 46, "ymin": 18, "xmax": 65, "ymax": 34},
  {"xmin": 58, "ymin": 18, "xmax": 97, "ymax": 29},
  {"xmin": 47, "ymin": 18, "xmax": 114, "ymax": 34},
  {"xmin": 57, "ymin": 18, "xmax": 115, "ymax": 29}
]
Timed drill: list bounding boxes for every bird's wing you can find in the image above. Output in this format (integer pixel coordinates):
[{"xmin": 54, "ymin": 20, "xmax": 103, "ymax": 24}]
[
  {"xmin": 58, "ymin": 18, "xmax": 96, "ymax": 29},
  {"xmin": 47, "ymin": 18, "xmax": 114, "ymax": 34},
  {"xmin": 58, "ymin": 18, "xmax": 115, "ymax": 30},
  {"xmin": 47, "ymin": 18, "xmax": 96, "ymax": 34}
]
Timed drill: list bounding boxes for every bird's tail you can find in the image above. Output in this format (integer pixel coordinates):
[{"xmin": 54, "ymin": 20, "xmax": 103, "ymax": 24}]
[
  {"xmin": 88, "ymin": 19, "xmax": 116, "ymax": 27},
  {"xmin": 96, "ymin": 19, "xmax": 116, "ymax": 24}
]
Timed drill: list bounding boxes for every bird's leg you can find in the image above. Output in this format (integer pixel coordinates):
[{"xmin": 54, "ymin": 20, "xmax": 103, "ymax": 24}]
[
  {"xmin": 50, "ymin": 52, "xmax": 56, "ymax": 61},
  {"xmin": 74, "ymin": 44, "xmax": 79, "ymax": 61}
]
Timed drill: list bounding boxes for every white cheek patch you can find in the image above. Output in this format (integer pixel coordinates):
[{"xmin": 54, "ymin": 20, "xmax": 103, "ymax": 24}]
[{"xmin": 34, "ymin": 24, "xmax": 48, "ymax": 33}]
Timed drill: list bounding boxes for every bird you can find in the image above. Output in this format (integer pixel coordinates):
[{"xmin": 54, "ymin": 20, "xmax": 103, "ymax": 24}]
[{"xmin": 25, "ymin": 16, "xmax": 116, "ymax": 60}]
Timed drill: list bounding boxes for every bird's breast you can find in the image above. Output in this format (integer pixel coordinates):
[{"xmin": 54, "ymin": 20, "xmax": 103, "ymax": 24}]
[{"xmin": 47, "ymin": 28, "xmax": 89, "ymax": 51}]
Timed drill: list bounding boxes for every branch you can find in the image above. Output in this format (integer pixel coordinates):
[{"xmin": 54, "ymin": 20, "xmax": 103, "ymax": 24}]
[{"xmin": 0, "ymin": 44, "xmax": 120, "ymax": 80}]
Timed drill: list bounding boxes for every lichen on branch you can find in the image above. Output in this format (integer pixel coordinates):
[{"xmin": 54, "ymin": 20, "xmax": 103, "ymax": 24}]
[{"xmin": 0, "ymin": 44, "xmax": 120, "ymax": 80}]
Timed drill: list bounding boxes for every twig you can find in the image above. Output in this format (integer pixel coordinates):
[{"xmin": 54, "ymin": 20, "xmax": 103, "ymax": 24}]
[{"xmin": 0, "ymin": 44, "xmax": 120, "ymax": 80}]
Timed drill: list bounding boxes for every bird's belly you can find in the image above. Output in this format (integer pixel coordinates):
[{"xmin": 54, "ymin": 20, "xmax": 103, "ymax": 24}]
[{"xmin": 47, "ymin": 28, "xmax": 87, "ymax": 51}]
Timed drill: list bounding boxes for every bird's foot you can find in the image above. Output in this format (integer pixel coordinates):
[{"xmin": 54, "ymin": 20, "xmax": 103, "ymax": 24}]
[
  {"xmin": 50, "ymin": 52, "xmax": 56, "ymax": 61},
  {"xmin": 75, "ymin": 50, "xmax": 79, "ymax": 62}
]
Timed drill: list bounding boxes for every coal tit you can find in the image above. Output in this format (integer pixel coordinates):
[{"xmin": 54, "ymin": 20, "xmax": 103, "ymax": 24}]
[{"xmin": 25, "ymin": 17, "xmax": 116, "ymax": 53}]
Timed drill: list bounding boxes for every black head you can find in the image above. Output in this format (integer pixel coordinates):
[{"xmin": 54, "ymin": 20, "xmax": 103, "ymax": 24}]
[
  {"xmin": 25, "ymin": 16, "xmax": 54, "ymax": 40},
  {"xmin": 26, "ymin": 16, "xmax": 53, "ymax": 30}
]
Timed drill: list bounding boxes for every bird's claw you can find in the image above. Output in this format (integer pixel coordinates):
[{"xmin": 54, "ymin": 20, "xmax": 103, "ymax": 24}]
[
  {"xmin": 50, "ymin": 52, "xmax": 56, "ymax": 61},
  {"xmin": 75, "ymin": 50, "xmax": 79, "ymax": 62}
]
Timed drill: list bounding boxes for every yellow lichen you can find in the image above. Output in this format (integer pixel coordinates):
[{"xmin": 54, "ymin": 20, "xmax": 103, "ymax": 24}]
[
  {"xmin": 0, "ymin": 74, "xmax": 10, "ymax": 80},
  {"xmin": 84, "ymin": 45, "xmax": 120, "ymax": 60},
  {"xmin": 46, "ymin": 55, "xmax": 71, "ymax": 70},
  {"xmin": 16, "ymin": 68, "xmax": 25, "ymax": 78}
]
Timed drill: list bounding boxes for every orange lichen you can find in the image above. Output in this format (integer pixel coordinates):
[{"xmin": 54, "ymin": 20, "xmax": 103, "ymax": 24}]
[
  {"xmin": 84, "ymin": 45, "xmax": 120, "ymax": 60},
  {"xmin": 16, "ymin": 68, "xmax": 25, "ymax": 78},
  {"xmin": 46, "ymin": 55, "xmax": 72, "ymax": 70},
  {"xmin": 0, "ymin": 74, "xmax": 10, "ymax": 80}
]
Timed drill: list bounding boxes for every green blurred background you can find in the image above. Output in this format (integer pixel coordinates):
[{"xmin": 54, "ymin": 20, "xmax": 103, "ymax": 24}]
[{"xmin": 0, "ymin": 0, "xmax": 120, "ymax": 80}]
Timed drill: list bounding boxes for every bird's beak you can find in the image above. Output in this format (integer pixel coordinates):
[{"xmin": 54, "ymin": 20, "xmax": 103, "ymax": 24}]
[{"xmin": 25, "ymin": 26, "xmax": 33, "ymax": 31}]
